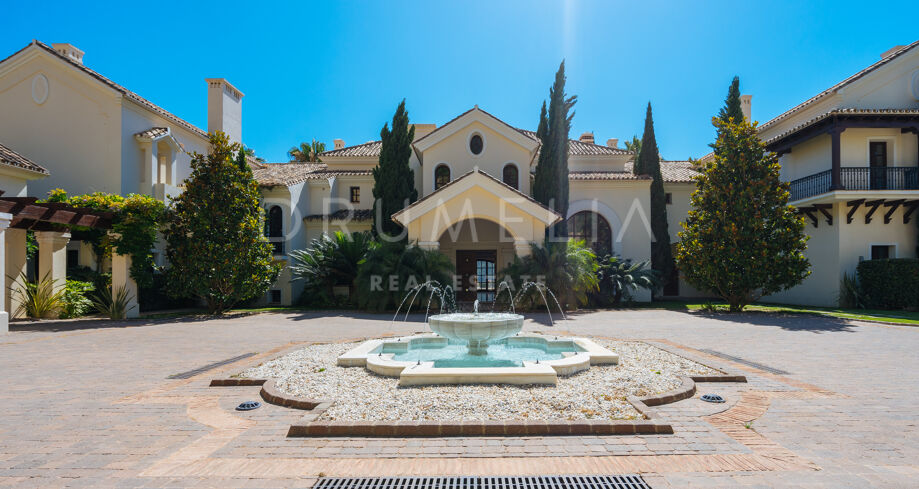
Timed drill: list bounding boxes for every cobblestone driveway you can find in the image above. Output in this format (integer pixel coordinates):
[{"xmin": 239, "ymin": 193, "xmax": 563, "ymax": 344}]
[{"xmin": 0, "ymin": 310, "xmax": 916, "ymax": 488}]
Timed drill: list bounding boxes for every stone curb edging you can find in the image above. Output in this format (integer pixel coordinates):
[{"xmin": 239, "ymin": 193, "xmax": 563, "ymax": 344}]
[
  {"xmin": 287, "ymin": 419, "xmax": 673, "ymax": 437},
  {"xmin": 209, "ymin": 378, "xmax": 324, "ymax": 411}
]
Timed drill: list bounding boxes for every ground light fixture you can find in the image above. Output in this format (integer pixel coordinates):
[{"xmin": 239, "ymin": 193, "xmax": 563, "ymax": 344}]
[{"xmin": 236, "ymin": 401, "xmax": 262, "ymax": 411}]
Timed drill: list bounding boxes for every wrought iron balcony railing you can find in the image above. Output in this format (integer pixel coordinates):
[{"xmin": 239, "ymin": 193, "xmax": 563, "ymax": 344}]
[{"xmin": 788, "ymin": 167, "xmax": 919, "ymax": 201}]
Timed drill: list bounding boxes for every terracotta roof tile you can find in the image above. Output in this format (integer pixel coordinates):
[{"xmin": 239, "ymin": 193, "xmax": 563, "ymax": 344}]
[
  {"xmin": 320, "ymin": 140, "xmax": 382, "ymax": 157},
  {"xmin": 759, "ymin": 40, "xmax": 919, "ymax": 131},
  {"xmin": 0, "ymin": 142, "xmax": 50, "ymax": 176},
  {"xmin": 252, "ymin": 163, "xmax": 372, "ymax": 187},
  {"xmin": 571, "ymin": 161, "xmax": 698, "ymax": 183},
  {"xmin": 134, "ymin": 127, "xmax": 170, "ymax": 139}
]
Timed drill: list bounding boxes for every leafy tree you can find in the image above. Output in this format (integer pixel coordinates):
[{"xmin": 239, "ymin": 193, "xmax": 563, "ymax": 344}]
[
  {"xmin": 533, "ymin": 61, "xmax": 576, "ymax": 238},
  {"xmin": 500, "ymin": 240, "xmax": 598, "ymax": 311},
  {"xmin": 676, "ymin": 119, "xmax": 810, "ymax": 312},
  {"xmin": 242, "ymin": 145, "xmax": 265, "ymax": 163},
  {"xmin": 718, "ymin": 76, "xmax": 744, "ymax": 124},
  {"xmin": 290, "ymin": 231, "xmax": 376, "ymax": 305},
  {"xmin": 635, "ymin": 103, "xmax": 674, "ymax": 287},
  {"xmin": 372, "ymin": 100, "xmax": 417, "ymax": 238},
  {"xmin": 288, "ymin": 139, "xmax": 326, "ymax": 162},
  {"xmin": 163, "ymin": 132, "xmax": 281, "ymax": 314},
  {"xmin": 354, "ymin": 240, "xmax": 454, "ymax": 312},
  {"xmin": 599, "ymin": 256, "xmax": 659, "ymax": 306}
]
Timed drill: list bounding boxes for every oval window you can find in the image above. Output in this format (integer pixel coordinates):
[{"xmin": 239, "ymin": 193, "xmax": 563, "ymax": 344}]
[{"xmin": 469, "ymin": 134, "xmax": 484, "ymax": 155}]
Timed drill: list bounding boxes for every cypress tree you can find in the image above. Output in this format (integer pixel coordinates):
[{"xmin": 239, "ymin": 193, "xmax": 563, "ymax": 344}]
[
  {"xmin": 718, "ymin": 76, "xmax": 744, "ymax": 124},
  {"xmin": 637, "ymin": 103, "xmax": 674, "ymax": 287},
  {"xmin": 626, "ymin": 135, "xmax": 642, "ymax": 175},
  {"xmin": 372, "ymin": 99, "xmax": 417, "ymax": 238},
  {"xmin": 533, "ymin": 61, "xmax": 576, "ymax": 238},
  {"xmin": 532, "ymin": 102, "xmax": 553, "ymax": 207}
]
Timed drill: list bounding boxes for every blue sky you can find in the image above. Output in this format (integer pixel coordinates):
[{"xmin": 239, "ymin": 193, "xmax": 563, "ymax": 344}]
[{"xmin": 3, "ymin": 0, "xmax": 917, "ymax": 162}]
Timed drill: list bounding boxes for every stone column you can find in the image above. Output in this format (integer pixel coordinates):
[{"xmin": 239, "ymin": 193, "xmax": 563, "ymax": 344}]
[
  {"xmin": 110, "ymin": 235, "xmax": 139, "ymax": 319},
  {"xmin": 140, "ymin": 141, "xmax": 158, "ymax": 196},
  {"xmin": 36, "ymin": 231, "xmax": 70, "ymax": 294},
  {"xmin": 0, "ymin": 213, "xmax": 10, "ymax": 334},
  {"xmin": 5, "ymin": 228, "xmax": 27, "ymax": 319}
]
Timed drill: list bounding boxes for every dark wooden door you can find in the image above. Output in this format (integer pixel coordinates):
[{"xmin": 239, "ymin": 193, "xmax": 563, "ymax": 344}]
[
  {"xmin": 870, "ymin": 141, "xmax": 888, "ymax": 189},
  {"xmin": 455, "ymin": 250, "xmax": 496, "ymax": 303}
]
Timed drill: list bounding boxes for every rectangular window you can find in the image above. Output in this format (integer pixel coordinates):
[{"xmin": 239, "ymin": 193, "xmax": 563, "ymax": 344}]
[
  {"xmin": 870, "ymin": 245, "xmax": 893, "ymax": 260},
  {"xmin": 269, "ymin": 290, "xmax": 282, "ymax": 304},
  {"xmin": 350, "ymin": 186, "xmax": 360, "ymax": 204},
  {"xmin": 665, "ymin": 193, "xmax": 672, "ymax": 205}
]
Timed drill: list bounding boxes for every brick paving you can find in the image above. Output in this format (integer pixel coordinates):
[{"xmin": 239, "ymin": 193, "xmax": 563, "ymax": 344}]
[{"xmin": 0, "ymin": 310, "xmax": 917, "ymax": 487}]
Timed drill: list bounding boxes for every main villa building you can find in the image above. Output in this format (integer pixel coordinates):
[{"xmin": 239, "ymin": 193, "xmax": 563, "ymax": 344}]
[{"xmin": 0, "ymin": 39, "xmax": 917, "ymax": 319}]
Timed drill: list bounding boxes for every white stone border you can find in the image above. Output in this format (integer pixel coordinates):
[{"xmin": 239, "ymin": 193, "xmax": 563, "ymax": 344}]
[{"xmin": 337, "ymin": 333, "xmax": 619, "ymax": 386}]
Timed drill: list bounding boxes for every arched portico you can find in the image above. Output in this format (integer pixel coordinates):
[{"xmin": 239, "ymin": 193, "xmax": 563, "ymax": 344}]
[{"xmin": 392, "ymin": 170, "xmax": 561, "ymax": 259}]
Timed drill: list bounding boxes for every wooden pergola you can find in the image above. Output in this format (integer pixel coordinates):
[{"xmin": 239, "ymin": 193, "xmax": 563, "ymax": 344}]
[{"xmin": 0, "ymin": 195, "xmax": 138, "ymax": 332}]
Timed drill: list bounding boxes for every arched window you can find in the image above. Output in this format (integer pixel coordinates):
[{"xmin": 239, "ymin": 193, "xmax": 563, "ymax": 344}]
[
  {"xmin": 267, "ymin": 206, "xmax": 283, "ymax": 238},
  {"xmin": 567, "ymin": 211, "xmax": 612, "ymax": 256},
  {"xmin": 434, "ymin": 164, "xmax": 451, "ymax": 190},
  {"xmin": 502, "ymin": 163, "xmax": 519, "ymax": 190}
]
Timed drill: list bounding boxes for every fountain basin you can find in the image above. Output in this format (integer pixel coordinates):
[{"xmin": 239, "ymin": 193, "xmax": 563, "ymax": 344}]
[{"xmin": 428, "ymin": 312, "xmax": 524, "ymax": 355}]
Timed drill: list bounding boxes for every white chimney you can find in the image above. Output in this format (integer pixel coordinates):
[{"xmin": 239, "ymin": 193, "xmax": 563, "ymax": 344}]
[
  {"xmin": 206, "ymin": 78, "xmax": 243, "ymax": 144},
  {"xmin": 740, "ymin": 94, "xmax": 752, "ymax": 121},
  {"xmin": 881, "ymin": 45, "xmax": 905, "ymax": 59},
  {"xmin": 578, "ymin": 132, "xmax": 595, "ymax": 144},
  {"xmin": 607, "ymin": 138, "xmax": 619, "ymax": 148},
  {"xmin": 333, "ymin": 139, "xmax": 345, "ymax": 150},
  {"xmin": 51, "ymin": 43, "xmax": 84, "ymax": 64}
]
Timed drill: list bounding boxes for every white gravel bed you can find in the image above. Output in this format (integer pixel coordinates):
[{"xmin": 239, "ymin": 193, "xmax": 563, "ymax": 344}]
[{"xmin": 241, "ymin": 339, "xmax": 718, "ymax": 421}]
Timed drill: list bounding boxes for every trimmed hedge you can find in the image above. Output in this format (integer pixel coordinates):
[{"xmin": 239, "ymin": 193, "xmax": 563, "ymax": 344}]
[{"xmin": 856, "ymin": 258, "xmax": 919, "ymax": 309}]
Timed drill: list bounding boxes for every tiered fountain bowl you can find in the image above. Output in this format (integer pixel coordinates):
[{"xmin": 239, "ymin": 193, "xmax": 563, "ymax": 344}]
[{"xmin": 428, "ymin": 312, "xmax": 524, "ymax": 355}]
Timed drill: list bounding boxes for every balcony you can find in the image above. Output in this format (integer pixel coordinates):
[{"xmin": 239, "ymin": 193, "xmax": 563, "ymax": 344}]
[{"xmin": 788, "ymin": 167, "xmax": 919, "ymax": 201}]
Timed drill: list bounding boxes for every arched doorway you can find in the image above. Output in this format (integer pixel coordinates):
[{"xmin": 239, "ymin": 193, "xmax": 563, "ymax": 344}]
[{"xmin": 438, "ymin": 218, "xmax": 516, "ymax": 303}]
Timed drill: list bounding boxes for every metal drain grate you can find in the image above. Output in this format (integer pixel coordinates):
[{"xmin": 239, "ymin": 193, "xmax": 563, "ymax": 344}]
[
  {"xmin": 700, "ymin": 349, "xmax": 789, "ymax": 375},
  {"xmin": 167, "ymin": 353, "xmax": 256, "ymax": 379},
  {"xmin": 313, "ymin": 475, "xmax": 652, "ymax": 489}
]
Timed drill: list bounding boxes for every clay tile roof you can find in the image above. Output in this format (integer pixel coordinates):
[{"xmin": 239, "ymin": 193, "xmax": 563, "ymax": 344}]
[
  {"xmin": 320, "ymin": 140, "xmax": 382, "ymax": 158},
  {"xmin": 759, "ymin": 40, "xmax": 919, "ymax": 131},
  {"xmin": 571, "ymin": 161, "xmax": 698, "ymax": 183},
  {"xmin": 304, "ymin": 209, "xmax": 373, "ymax": 222},
  {"xmin": 134, "ymin": 127, "xmax": 169, "ymax": 139},
  {"xmin": 2, "ymin": 41, "xmax": 210, "ymax": 140},
  {"xmin": 516, "ymin": 129, "xmax": 633, "ymax": 156},
  {"xmin": 252, "ymin": 163, "xmax": 373, "ymax": 187},
  {"xmin": 0, "ymin": 142, "xmax": 50, "ymax": 176},
  {"xmin": 764, "ymin": 108, "xmax": 919, "ymax": 145}
]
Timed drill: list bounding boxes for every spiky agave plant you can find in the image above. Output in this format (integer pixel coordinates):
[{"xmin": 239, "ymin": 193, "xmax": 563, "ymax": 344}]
[
  {"xmin": 10, "ymin": 272, "xmax": 64, "ymax": 318},
  {"xmin": 602, "ymin": 256, "xmax": 659, "ymax": 306},
  {"xmin": 92, "ymin": 285, "xmax": 135, "ymax": 320}
]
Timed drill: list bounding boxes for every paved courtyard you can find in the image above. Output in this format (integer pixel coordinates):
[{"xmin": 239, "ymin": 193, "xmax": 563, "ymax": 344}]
[{"xmin": 0, "ymin": 309, "xmax": 916, "ymax": 488}]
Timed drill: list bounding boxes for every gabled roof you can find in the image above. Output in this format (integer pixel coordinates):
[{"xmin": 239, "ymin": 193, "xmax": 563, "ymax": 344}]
[
  {"xmin": 392, "ymin": 169, "xmax": 561, "ymax": 226},
  {"xmin": 319, "ymin": 107, "xmax": 633, "ymax": 159},
  {"xmin": 763, "ymin": 108, "xmax": 919, "ymax": 146},
  {"xmin": 411, "ymin": 106, "xmax": 539, "ymax": 153},
  {"xmin": 0, "ymin": 142, "xmax": 50, "ymax": 176},
  {"xmin": 759, "ymin": 40, "xmax": 919, "ymax": 131},
  {"xmin": 0, "ymin": 41, "xmax": 209, "ymax": 140}
]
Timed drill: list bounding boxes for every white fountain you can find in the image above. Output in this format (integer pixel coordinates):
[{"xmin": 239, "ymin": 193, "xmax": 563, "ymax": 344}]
[{"xmin": 427, "ymin": 300, "xmax": 524, "ymax": 355}]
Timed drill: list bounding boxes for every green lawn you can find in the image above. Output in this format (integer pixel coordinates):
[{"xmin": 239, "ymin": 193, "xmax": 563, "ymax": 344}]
[{"xmin": 653, "ymin": 301, "xmax": 919, "ymax": 325}]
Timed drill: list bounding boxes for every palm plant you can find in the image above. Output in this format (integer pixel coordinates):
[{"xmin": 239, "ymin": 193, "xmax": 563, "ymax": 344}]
[
  {"xmin": 354, "ymin": 240, "xmax": 455, "ymax": 312},
  {"xmin": 10, "ymin": 272, "xmax": 64, "ymax": 318},
  {"xmin": 600, "ymin": 256, "xmax": 659, "ymax": 306},
  {"xmin": 92, "ymin": 285, "xmax": 135, "ymax": 320},
  {"xmin": 290, "ymin": 231, "xmax": 376, "ymax": 304},
  {"xmin": 288, "ymin": 139, "xmax": 326, "ymax": 163},
  {"xmin": 501, "ymin": 240, "xmax": 599, "ymax": 311}
]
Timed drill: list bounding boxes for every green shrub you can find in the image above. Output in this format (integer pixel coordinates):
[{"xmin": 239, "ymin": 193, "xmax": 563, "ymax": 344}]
[
  {"xmin": 354, "ymin": 240, "xmax": 454, "ymax": 312},
  {"xmin": 500, "ymin": 240, "xmax": 599, "ymax": 311},
  {"xmin": 11, "ymin": 272, "xmax": 63, "ymax": 318},
  {"xmin": 290, "ymin": 231, "xmax": 377, "ymax": 306},
  {"xmin": 597, "ymin": 256, "xmax": 659, "ymax": 307},
  {"xmin": 92, "ymin": 285, "xmax": 136, "ymax": 320},
  {"xmin": 856, "ymin": 258, "xmax": 919, "ymax": 309},
  {"xmin": 60, "ymin": 280, "xmax": 95, "ymax": 319}
]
